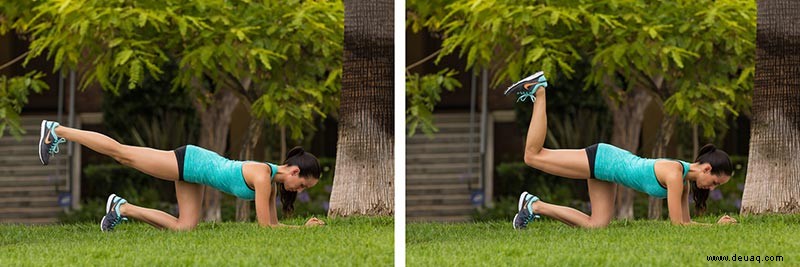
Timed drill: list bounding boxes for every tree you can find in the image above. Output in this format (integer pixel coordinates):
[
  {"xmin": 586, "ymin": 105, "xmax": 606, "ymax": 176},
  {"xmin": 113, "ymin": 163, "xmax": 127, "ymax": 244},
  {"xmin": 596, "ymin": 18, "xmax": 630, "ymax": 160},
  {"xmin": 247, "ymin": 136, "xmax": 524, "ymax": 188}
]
[
  {"xmin": 4, "ymin": 0, "xmax": 343, "ymax": 221},
  {"xmin": 328, "ymin": 0, "xmax": 394, "ymax": 217},
  {"xmin": 0, "ymin": 1, "xmax": 49, "ymax": 138},
  {"xmin": 0, "ymin": 70, "xmax": 48, "ymax": 138},
  {"xmin": 740, "ymin": 0, "xmax": 800, "ymax": 215},
  {"xmin": 407, "ymin": 0, "xmax": 754, "ymax": 218},
  {"xmin": 586, "ymin": 1, "xmax": 755, "ymax": 219},
  {"xmin": 228, "ymin": 1, "xmax": 343, "ymax": 221}
]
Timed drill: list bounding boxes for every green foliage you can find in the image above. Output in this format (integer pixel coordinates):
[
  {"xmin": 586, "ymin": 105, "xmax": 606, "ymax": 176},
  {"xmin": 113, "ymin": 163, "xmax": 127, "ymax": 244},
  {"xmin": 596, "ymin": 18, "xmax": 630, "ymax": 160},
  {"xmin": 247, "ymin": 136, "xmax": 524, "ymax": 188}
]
[
  {"xmin": 408, "ymin": 214, "xmax": 800, "ymax": 266},
  {"xmin": 258, "ymin": 0, "xmax": 341, "ymax": 138},
  {"xmin": 0, "ymin": 71, "xmax": 49, "ymax": 138},
  {"xmin": 5, "ymin": 0, "xmax": 343, "ymax": 140},
  {"xmin": 406, "ymin": 69, "xmax": 461, "ymax": 136},
  {"xmin": 2, "ymin": 217, "xmax": 393, "ymax": 265},
  {"xmin": 407, "ymin": 0, "xmax": 755, "ymax": 139},
  {"xmin": 102, "ymin": 62, "xmax": 199, "ymax": 150}
]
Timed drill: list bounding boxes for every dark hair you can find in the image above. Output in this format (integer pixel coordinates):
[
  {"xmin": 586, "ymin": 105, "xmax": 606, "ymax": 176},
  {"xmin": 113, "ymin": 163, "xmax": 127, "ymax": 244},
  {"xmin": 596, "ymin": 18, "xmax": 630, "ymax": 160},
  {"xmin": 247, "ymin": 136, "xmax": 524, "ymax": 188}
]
[
  {"xmin": 691, "ymin": 144, "xmax": 733, "ymax": 213},
  {"xmin": 279, "ymin": 146, "xmax": 321, "ymax": 215}
]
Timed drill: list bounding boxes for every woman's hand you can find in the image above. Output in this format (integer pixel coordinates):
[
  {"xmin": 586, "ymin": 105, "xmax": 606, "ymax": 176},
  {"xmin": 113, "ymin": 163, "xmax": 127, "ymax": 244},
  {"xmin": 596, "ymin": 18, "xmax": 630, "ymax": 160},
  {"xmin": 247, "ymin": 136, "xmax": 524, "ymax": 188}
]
[
  {"xmin": 305, "ymin": 217, "xmax": 326, "ymax": 227},
  {"xmin": 717, "ymin": 215, "xmax": 738, "ymax": 224}
]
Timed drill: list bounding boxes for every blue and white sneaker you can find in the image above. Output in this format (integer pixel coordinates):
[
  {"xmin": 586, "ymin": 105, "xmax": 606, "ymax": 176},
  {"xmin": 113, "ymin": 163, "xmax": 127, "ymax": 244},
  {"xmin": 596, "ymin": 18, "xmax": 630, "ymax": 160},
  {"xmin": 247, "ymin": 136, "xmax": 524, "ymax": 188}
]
[
  {"xmin": 100, "ymin": 194, "xmax": 128, "ymax": 232},
  {"xmin": 513, "ymin": 191, "xmax": 541, "ymax": 230},
  {"xmin": 503, "ymin": 71, "xmax": 548, "ymax": 103},
  {"xmin": 38, "ymin": 120, "xmax": 66, "ymax": 165}
]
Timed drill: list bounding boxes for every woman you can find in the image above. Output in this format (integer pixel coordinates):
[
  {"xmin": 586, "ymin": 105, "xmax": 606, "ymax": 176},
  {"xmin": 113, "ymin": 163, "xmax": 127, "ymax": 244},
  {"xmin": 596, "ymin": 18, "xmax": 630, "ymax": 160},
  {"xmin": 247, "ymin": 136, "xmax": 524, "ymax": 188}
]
[
  {"xmin": 38, "ymin": 120, "xmax": 326, "ymax": 231},
  {"xmin": 504, "ymin": 72, "xmax": 738, "ymax": 229}
]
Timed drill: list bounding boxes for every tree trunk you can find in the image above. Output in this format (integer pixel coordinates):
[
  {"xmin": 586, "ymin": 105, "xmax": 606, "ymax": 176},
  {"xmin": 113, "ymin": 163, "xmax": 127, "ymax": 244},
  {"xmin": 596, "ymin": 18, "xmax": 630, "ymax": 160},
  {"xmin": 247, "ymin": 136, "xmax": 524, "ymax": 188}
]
[
  {"xmin": 603, "ymin": 80, "xmax": 653, "ymax": 219},
  {"xmin": 235, "ymin": 117, "xmax": 264, "ymax": 222},
  {"xmin": 196, "ymin": 88, "xmax": 240, "ymax": 222},
  {"xmin": 741, "ymin": 0, "xmax": 800, "ymax": 215},
  {"xmin": 328, "ymin": 0, "xmax": 394, "ymax": 217},
  {"xmin": 648, "ymin": 115, "xmax": 677, "ymax": 219}
]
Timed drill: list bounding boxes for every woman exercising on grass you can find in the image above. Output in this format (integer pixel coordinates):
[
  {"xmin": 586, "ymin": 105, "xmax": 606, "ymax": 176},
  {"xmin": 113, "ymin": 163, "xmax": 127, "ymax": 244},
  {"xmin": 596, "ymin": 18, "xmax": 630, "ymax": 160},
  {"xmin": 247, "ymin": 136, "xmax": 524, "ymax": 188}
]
[
  {"xmin": 504, "ymin": 71, "xmax": 738, "ymax": 229},
  {"xmin": 38, "ymin": 120, "xmax": 326, "ymax": 231}
]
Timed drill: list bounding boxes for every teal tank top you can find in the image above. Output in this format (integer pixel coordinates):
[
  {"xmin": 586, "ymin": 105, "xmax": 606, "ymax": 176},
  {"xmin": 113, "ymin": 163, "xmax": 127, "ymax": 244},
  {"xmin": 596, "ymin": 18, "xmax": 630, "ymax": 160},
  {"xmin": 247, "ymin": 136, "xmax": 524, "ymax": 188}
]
[
  {"xmin": 593, "ymin": 143, "xmax": 689, "ymax": 198},
  {"xmin": 182, "ymin": 145, "xmax": 278, "ymax": 200}
]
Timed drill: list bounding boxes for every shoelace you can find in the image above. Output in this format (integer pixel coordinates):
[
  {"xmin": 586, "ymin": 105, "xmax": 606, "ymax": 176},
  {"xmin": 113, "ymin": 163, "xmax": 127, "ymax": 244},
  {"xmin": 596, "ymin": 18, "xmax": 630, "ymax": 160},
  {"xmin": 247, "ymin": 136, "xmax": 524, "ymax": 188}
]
[
  {"xmin": 517, "ymin": 90, "xmax": 537, "ymax": 103},
  {"xmin": 109, "ymin": 199, "xmax": 128, "ymax": 229},
  {"xmin": 48, "ymin": 137, "xmax": 66, "ymax": 155},
  {"xmin": 515, "ymin": 78, "xmax": 548, "ymax": 103},
  {"xmin": 525, "ymin": 212, "xmax": 541, "ymax": 225},
  {"xmin": 522, "ymin": 198, "xmax": 541, "ymax": 226},
  {"xmin": 109, "ymin": 215, "xmax": 128, "ymax": 230}
]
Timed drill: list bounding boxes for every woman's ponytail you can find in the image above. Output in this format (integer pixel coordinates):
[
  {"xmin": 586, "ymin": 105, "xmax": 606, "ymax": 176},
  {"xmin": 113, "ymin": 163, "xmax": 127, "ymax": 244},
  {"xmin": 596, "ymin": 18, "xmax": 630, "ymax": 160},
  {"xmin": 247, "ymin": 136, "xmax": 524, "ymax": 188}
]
[
  {"xmin": 691, "ymin": 144, "xmax": 733, "ymax": 214},
  {"xmin": 278, "ymin": 146, "xmax": 321, "ymax": 215}
]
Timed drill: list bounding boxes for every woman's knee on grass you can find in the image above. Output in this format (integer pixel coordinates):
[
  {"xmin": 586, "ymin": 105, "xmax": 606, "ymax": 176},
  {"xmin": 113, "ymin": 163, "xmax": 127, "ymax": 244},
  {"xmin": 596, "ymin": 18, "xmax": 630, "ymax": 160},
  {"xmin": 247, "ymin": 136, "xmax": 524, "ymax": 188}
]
[
  {"xmin": 173, "ymin": 218, "xmax": 200, "ymax": 231},
  {"xmin": 585, "ymin": 218, "xmax": 611, "ymax": 229},
  {"xmin": 173, "ymin": 222, "xmax": 198, "ymax": 231}
]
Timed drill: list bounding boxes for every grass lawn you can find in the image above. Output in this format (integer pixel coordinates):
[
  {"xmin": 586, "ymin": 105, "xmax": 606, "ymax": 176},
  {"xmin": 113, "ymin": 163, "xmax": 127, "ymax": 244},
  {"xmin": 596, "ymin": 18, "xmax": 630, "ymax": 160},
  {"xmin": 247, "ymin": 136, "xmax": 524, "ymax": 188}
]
[
  {"xmin": 407, "ymin": 214, "xmax": 800, "ymax": 266},
  {"xmin": 1, "ymin": 216, "xmax": 392, "ymax": 266}
]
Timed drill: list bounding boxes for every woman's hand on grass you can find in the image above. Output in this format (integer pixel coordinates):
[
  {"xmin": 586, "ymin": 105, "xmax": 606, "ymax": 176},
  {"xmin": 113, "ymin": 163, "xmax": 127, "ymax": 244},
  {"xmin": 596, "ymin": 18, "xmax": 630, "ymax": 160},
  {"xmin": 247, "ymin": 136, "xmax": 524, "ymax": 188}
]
[
  {"xmin": 717, "ymin": 215, "xmax": 738, "ymax": 225},
  {"xmin": 305, "ymin": 217, "xmax": 326, "ymax": 227}
]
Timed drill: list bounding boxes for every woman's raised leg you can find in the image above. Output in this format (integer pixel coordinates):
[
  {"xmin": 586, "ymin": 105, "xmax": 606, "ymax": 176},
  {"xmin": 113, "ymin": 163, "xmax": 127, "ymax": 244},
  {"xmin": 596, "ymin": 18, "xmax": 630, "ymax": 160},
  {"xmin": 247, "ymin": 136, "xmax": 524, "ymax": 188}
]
[
  {"xmin": 522, "ymin": 88, "xmax": 591, "ymax": 179},
  {"xmin": 53, "ymin": 125, "xmax": 179, "ymax": 181},
  {"xmin": 119, "ymin": 181, "xmax": 204, "ymax": 231}
]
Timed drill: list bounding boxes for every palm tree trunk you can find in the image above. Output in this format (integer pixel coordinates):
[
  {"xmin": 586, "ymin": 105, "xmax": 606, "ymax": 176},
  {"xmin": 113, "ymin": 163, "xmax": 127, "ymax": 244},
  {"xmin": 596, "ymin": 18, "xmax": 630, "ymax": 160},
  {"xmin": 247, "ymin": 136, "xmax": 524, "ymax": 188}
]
[
  {"xmin": 328, "ymin": 0, "xmax": 394, "ymax": 217},
  {"xmin": 741, "ymin": 0, "xmax": 800, "ymax": 215}
]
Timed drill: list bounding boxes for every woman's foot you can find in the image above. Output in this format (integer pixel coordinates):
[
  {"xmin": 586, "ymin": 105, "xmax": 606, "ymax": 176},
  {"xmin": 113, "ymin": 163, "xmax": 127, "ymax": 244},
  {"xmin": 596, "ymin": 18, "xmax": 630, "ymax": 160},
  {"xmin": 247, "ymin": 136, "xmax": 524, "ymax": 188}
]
[
  {"xmin": 503, "ymin": 71, "xmax": 548, "ymax": 103},
  {"xmin": 38, "ymin": 120, "xmax": 65, "ymax": 165},
  {"xmin": 100, "ymin": 194, "xmax": 128, "ymax": 232},
  {"xmin": 513, "ymin": 191, "xmax": 541, "ymax": 229}
]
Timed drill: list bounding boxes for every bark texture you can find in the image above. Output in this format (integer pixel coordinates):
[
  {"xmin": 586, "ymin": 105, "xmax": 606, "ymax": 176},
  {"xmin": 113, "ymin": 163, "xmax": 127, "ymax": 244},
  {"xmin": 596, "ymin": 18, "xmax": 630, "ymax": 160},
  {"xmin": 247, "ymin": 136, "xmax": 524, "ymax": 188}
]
[{"xmin": 741, "ymin": 0, "xmax": 800, "ymax": 215}]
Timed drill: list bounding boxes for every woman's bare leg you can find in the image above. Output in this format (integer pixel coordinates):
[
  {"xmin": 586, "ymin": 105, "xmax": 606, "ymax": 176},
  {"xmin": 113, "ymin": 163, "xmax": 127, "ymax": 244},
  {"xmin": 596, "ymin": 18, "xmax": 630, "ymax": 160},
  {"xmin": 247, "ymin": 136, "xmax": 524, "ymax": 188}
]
[
  {"xmin": 119, "ymin": 181, "xmax": 204, "ymax": 231},
  {"xmin": 54, "ymin": 126, "xmax": 179, "ymax": 181},
  {"xmin": 517, "ymin": 86, "xmax": 614, "ymax": 228},
  {"xmin": 522, "ymin": 88, "xmax": 591, "ymax": 179},
  {"xmin": 531, "ymin": 178, "xmax": 616, "ymax": 228}
]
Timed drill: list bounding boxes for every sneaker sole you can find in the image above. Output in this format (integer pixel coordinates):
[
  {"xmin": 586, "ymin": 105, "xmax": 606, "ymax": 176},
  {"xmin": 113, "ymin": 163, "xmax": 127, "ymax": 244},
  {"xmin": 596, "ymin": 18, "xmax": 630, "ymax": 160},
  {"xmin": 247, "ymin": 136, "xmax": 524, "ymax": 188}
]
[
  {"xmin": 101, "ymin": 193, "xmax": 117, "ymax": 232},
  {"xmin": 38, "ymin": 120, "xmax": 46, "ymax": 165},
  {"xmin": 100, "ymin": 215, "xmax": 108, "ymax": 231},
  {"xmin": 105, "ymin": 194, "xmax": 117, "ymax": 214},
  {"xmin": 512, "ymin": 213, "xmax": 522, "ymax": 230},
  {"xmin": 504, "ymin": 71, "xmax": 544, "ymax": 95},
  {"xmin": 517, "ymin": 191, "xmax": 528, "ymax": 211}
]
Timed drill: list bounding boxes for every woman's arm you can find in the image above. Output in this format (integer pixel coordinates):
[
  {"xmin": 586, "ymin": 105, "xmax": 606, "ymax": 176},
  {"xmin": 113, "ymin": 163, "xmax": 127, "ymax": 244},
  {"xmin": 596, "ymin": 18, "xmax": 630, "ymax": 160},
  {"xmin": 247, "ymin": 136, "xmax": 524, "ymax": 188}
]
[
  {"xmin": 254, "ymin": 175, "xmax": 325, "ymax": 228},
  {"xmin": 269, "ymin": 184, "xmax": 279, "ymax": 225},
  {"xmin": 666, "ymin": 172, "xmax": 689, "ymax": 225},
  {"xmin": 254, "ymin": 175, "xmax": 277, "ymax": 227},
  {"xmin": 682, "ymin": 184, "xmax": 713, "ymax": 226},
  {"xmin": 681, "ymin": 181, "xmax": 691, "ymax": 223}
]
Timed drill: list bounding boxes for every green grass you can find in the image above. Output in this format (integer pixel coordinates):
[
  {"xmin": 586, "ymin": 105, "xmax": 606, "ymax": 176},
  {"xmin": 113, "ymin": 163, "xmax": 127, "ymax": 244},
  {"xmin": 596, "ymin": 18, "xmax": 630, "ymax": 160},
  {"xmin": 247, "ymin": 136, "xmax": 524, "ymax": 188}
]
[
  {"xmin": 1, "ymin": 216, "xmax": 392, "ymax": 266},
  {"xmin": 408, "ymin": 214, "xmax": 800, "ymax": 266}
]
